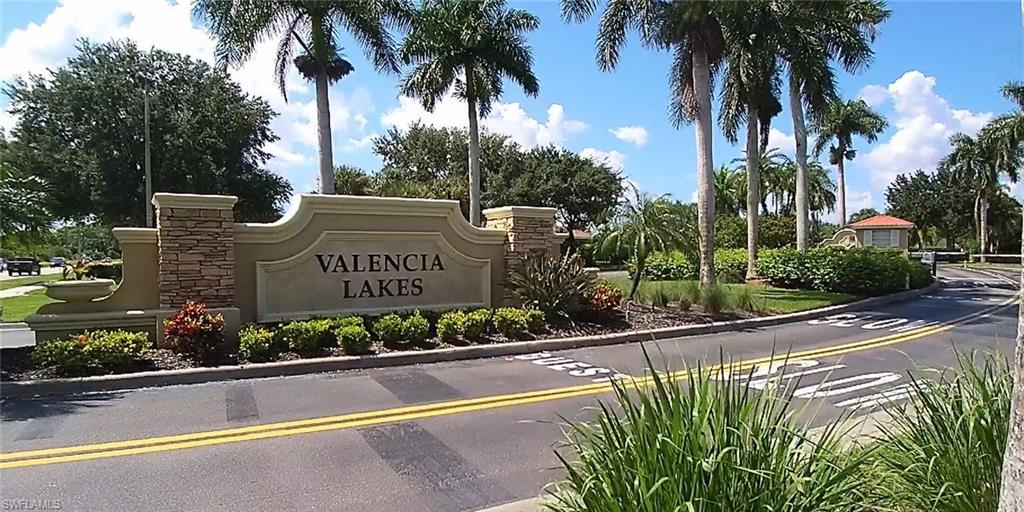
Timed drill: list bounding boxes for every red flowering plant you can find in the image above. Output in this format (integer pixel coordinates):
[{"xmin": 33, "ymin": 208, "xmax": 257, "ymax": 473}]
[
  {"xmin": 586, "ymin": 281, "xmax": 624, "ymax": 321},
  {"xmin": 163, "ymin": 300, "xmax": 226, "ymax": 362}
]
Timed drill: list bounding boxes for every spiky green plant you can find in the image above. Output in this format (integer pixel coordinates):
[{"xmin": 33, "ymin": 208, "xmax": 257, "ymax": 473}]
[
  {"xmin": 864, "ymin": 352, "xmax": 1012, "ymax": 512},
  {"xmin": 544, "ymin": 358, "xmax": 870, "ymax": 512}
]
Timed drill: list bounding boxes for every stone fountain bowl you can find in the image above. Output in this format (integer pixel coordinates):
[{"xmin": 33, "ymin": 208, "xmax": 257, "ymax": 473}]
[{"xmin": 44, "ymin": 279, "xmax": 116, "ymax": 302}]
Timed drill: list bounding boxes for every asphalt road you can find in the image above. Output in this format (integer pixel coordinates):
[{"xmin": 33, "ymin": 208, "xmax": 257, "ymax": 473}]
[{"xmin": 0, "ymin": 267, "xmax": 1018, "ymax": 512}]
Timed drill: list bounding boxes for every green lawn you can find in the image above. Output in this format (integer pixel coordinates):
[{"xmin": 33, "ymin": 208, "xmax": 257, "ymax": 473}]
[
  {"xmin": 606, "ymin": 277, "xmax": 860, "ymax": 314},
  {"xmin": 1, "ymin": 289, "xmax": 58, "ymax": 323},
  {"xmin": 0, "ymin": 273, "xmax": 62, "ymax": 291}
]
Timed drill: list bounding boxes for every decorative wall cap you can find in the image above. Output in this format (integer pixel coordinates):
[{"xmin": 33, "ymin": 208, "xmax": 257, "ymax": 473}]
[
  {"xmin": 234, "ymin": 194, "xmax": 506, "ymax": 245},
  {"xmin": 112, "ymin": 228, "xmax": 157, "ymax": 244},
  {"xmin": 152, "ymin": 193, "xmax": 238, "ymax": 210},
  {"xmin": 482, "ymin": 206, "xmax": 557, "ymax": 221}
]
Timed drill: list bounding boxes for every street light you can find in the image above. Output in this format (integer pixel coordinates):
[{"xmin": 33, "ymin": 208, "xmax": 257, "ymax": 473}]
[{"xmin": 143, "ymin": 49, "xmax": 154, "ymax": 228}]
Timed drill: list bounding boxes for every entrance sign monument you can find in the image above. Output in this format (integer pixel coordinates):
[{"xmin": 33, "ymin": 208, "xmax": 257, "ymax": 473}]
[{"xmin": 28, "ymin": 193, "xmax": 563, "ymax": 343}]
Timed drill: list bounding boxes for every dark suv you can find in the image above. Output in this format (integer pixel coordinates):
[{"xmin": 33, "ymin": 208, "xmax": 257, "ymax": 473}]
[{"xmin": 8, "ymin": 257, "xmax": 41, "ymax": 276}]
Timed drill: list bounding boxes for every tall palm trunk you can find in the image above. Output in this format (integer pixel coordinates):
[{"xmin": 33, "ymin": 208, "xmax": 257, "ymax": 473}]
[
  {"xmin": 980, "ymin": 194, "xmax": 989, "ymax": 262},
  {"xmin": 745, "ymin": 102, "xmax": 760, "ymax": 280},
  {"xmin": 790, "ymin": 77, "xmax": 810, "ymax": 250},
  {"xmin": 692, "ymin": 45, "xmax": 716, "ymax": 288},
  {"xmin": 837, "ymin": 146, "xmax": 848, "ymax": 226},
  {"xmin": 997, "ymin": 208, "xmax": 1024, "ymax": 511},
  {"xmin": 465, "ymin": 65, "xmax": 482, "ymax": 226},
  {"xmin": 315, "ymin": 71, "xmax": 335, "ymax": 194}
]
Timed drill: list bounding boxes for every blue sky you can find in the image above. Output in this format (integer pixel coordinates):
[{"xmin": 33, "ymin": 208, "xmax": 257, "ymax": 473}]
[{"xmin": 1, "ymin": 0, "xmax": 1021, "ymax": 221}]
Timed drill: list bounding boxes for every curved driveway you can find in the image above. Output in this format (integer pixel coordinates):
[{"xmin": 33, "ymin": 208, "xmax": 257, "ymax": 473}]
[{"xmin": 0, "ymin": 267, "xmax": 1018, "ymax": 512}]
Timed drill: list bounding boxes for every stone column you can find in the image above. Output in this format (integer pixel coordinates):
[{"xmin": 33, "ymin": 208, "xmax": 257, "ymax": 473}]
[
  {"xmin": 152, "ymin": 193, "xmax": 238, "ymax": 309},
  {"xmin": 483, "ymin": 206, "xmax": 558, "ymax": 300}
]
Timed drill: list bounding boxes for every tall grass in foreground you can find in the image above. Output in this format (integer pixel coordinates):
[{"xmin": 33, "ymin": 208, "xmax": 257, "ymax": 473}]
[
  {"xmin": 544, "ymin": 360, "xmax": 869, "ymax": 512},
  {"xmin": 863, "ymin": 353, "xmax": 1012, "ymax": 512}
]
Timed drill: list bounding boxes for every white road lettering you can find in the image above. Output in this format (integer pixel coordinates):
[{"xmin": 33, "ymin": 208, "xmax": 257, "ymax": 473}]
[
  {"xmin": 794, "ymin": 372, "xmax": 902, "ymax": 399},
  {"xmin": 747, "ymin": 365, "xmax": 847, "ymax": 390},
  {"xmin": 834, "ymin": 384, "xmax": 917, "ymax": 410},
  {"xmin": 861, "ymin": 318, "xmax": 909, "ymax": 330},
  {"xmin": 807, "ymin": 313, "xmax": 857, "ymax": 325},
  {"xmin": 890, "ymin": 319, "xmax": 940, "ymax": 333},
  {"xmin": 514, "ymin": 352, "xmax": 628, "ymax": 382}
]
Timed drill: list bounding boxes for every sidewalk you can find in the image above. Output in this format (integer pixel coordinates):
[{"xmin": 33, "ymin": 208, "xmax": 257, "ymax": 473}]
[{"xmin": 0, "ymin": 285, "xmax": 44, "ymax": 298}]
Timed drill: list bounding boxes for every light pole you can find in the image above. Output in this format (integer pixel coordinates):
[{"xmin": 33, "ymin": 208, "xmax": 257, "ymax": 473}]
[{"xmin": 143, "ymin": 50, "xmax": 153, "ymax": 228}]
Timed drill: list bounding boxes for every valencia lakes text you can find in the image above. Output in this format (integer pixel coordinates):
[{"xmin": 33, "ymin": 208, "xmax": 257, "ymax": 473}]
[{"xmin": 314, "ymin": 253, "xmax": 447, "ymax": 298}]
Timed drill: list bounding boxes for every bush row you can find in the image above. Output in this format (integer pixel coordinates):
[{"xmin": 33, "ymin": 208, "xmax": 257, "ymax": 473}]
[
  {"xmin": 33, "ymin": 330, "xmax": 149, "ymax": 377},
  {"xmin": 238, "ymin": 307, "xmax": 548, "ymax": 363},
  {"xmin": 758, "ymin": 247, "xmax": 933, "ymax": 294},
  {"xmin": 632, "ymin": 247, "xmax": 934, "ymax": 294}
]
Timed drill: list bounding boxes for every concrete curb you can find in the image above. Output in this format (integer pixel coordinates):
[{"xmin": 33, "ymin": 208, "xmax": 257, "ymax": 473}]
[{"xmin": 0, "ymin": 282, "xmax": 939, "ymax": 398}]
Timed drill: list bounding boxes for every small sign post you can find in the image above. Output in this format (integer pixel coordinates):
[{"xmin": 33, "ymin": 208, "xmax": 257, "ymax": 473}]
[{"xmin": 921, "ymin": 251, "xmax": 937, "ymax": 276}]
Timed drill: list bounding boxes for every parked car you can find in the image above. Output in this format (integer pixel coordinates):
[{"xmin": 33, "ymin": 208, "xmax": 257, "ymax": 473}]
[
  {"xmin": 50, "ymin": 257, "xmax": 66, "ymax": 267},
  {"xmin": 8, "ymin": 257, "xmax": 41, "ymax": 276},
  {"xmin": 0, "ymin": 258, "xmax": 6, "ymax": 271}
]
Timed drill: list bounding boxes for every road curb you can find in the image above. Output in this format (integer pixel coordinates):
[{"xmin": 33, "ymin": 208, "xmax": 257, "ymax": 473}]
[
  {"xmin": 0, "ymin": 282, "xmax": 939, "ymax": 398},
  {"xmin": 959, "ymin": 266, "xmax": 1020, "ymax": 287}
]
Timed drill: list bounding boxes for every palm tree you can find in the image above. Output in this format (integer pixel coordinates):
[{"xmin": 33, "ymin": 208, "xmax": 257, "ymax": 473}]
[
  {"xmin": 805, "ymin": 160, "xmax": 838, "ymax": 220},
  {"xmin": 399, "ymin": 0, "xmax": 540, "ymax": 226},
  {"xmin": 719, "ymin": 2, "xmax": 783, "ymax": 279},
  {"xmin": 563, "ymin": 0, "xmax": 726, "ymax": 287},
  {"xmin": 811, "ymin": 99, "xmax": 888, "ymax": 225},
  {"xmin": 731, "ymin": 148, "xmax": 791, "ymax": 215},
  {"xmin": 194, "ymin": 0, "xmax": 411, "ymax": 195},
  {"xmin": 713, "ymin": 165, "xmax": 744, "ymax": 216},
  {"xmin": 598, "ymin": 188, "xmax": 694, "ymax": 300},
  {"xmin": 780, "ymin": 0, "xmax": 890, "ymax": 248},
  {"xmin": 939, "ymin": 132, "xmax": 1019, "ymax": 261}
]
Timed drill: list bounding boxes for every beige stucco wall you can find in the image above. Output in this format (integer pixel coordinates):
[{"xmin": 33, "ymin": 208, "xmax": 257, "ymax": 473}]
[
  {"xmin": 35, "ymin": 228, "xmax": 159, "ymax": 315},
  {"xmin": 232, "ymin": 195, "xmax": 509, "ymax": 323}
]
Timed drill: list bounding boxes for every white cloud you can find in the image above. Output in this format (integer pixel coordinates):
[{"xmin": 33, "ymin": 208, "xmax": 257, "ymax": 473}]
[
  {"xmin": 610, "ymin": 125, "xmax": 648, "ymax": 147},
  {"xmin": 341, "ymin": 133, "xmax": 377, "ymax": 153},
  {"xmin": 380, "ymin": 95, "xmax": 588, "ymax": 148},
  {"xmin": 0, "ymin": 0, "xmax": 380, "ymax": 188},
  {"xmin": 857, "ymin": 84, "xmax": 889, "ymax": 108},
  {"xmin": 580, "ymin": 148, "xmax": 626, "ymax": 171},
  {"xmin": 0, "ymin": 108, "xmax": 15, "ymax": 136},
  {"xmin": 862, "ymin": 71, "xmax": 993, "ymax": 188},
  {"xmin": 822, "ymin": 189, "xmax": 874, "ymax": 224},
  {"xmin": 765, "ymin": 127, "xmax": 796, "ymax": 155}
]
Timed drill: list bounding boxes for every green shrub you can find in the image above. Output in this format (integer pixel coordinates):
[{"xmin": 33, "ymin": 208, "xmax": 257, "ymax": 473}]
[
  {"xmin": 463, "ymin": 309, "xmax": 490, "ymax": 340},
  {"xmin": 277, "ymin": 319, "xmax": 334, "ymax": 354},
  {"xmin": 373, "ymin": 314, "xmax": 405, "ymax": 343},
  {"xmin": 239, "ymin": 325, "xmax": 276, "ymax": 363},
  {"xmin": 336, "ymin": 324, "xmax": 372, "ymax": 355},
  {"xmin": 32, "ymin": 337, "xmax": 90, "ymax": 376},
  {"xmin": 758, "ymin": 247, "xmax": 928, "ymax": 295},
  {"xmin": 699, "ymin": 285, "xmax": 728, "ymax": 315},
  {"xmin": 715, "ymin": 214, "xmax": 747, "ymax": 249},
  {"xmin": 32, "ymin": 330, "xmax": 149, "ymax": 376},
  {"xmin": 908, "ymin": 262, "xmax": 934, "ymax": 288},
  {"xmin": 715, "ymin": 248, "xmax": 748, "ymax": 283},
  {"xmin": 630, "ymin": 251, "xmax": 696, "ymax": 281},
  {"xmin": 507, "ymin": 254, "xmax": 594, "ymax": 320},
  {"xmin": 546, "ymin": 357, "xmax": 869, "ymax": 512},
  {"xmin": 865, "ymin": 353, "xmax": 1010, "ymax": 512},
  {"xmin": 758, "ymin": 214, "xmax": 797, "ymax": 248},
  {"xmin": 331, "ymin": 316, "xmax": 364, "ymax": 331},
  {"xmin": 524, "ymin": 308, "xmax": 545, "ymax": 333},
  {"xmin": 402, "ymin": 311, "xmax": 430, "ymax": 343},
  {"xmin": 493, "ymin": 307, "xmax": 528, "ymax": 339},
  {"xmin": 436, "ymin": 311, "xmax": 466, "ymax": 342},
  {"xmin": 679, "ymin": 280, "xmax": 700, "ymax": 306}
]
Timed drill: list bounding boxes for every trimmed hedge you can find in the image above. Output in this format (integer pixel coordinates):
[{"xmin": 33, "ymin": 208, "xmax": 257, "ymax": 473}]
[
  {"xmin": 759, "ymin": 247, "xmax": 933, "ymax": 295},
  {"xmin": 629, "ymin": 249, "xmax": 748, "ymax": 283}
]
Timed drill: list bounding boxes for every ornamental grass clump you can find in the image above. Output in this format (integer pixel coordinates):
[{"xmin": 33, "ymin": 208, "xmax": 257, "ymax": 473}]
[
  {"xmin": 863, "ymin": 352, "xmax": 1011, "ymax": 512},
  {"xmin": 545, "ymin": 357, "xmax": 869, "ymax": 512}
]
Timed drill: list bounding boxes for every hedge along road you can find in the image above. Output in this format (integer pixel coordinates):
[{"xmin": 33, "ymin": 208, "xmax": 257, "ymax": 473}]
[{"xmin": 0, "ymin": 268, "xmax": 1018, "ymax": 512}]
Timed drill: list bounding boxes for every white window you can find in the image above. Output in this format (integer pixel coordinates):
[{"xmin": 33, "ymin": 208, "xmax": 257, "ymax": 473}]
[{"xmin": 869, "ymin": 229, "xmax": 894, "ymax": 248}]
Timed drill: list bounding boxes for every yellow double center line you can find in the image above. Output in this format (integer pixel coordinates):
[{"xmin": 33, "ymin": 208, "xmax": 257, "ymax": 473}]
[{"xmin": 1, "ymin": 290, "xmax": 1016, "ymax": 470}]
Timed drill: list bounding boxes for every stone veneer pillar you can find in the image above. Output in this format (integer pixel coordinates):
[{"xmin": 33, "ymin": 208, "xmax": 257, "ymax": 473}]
[
  {"xmin": 152, "ymin": 193, "xmax": 238, "ymax": 309},
  {"xmin": 483, "ymin": 206, "xmax": 559, "ymax": 299}
]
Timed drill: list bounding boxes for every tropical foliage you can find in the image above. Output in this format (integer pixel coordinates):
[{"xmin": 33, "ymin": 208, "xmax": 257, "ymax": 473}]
[
  {"xmin": 812, "ymin": 99, "xmax": 888, "ymax": 225},
  {"xmin": 399, "ymin": 0, "xmax": 540, "ymax": 226},
  {"xmin": 195, "ymin": 0, "xmax": 412, "ymax": 194}
]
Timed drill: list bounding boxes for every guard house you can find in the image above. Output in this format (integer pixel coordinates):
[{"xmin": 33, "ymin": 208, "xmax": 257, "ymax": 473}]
[{"xmin": 820, "ymin": 215, "xmax": 914, "ymax": 252}]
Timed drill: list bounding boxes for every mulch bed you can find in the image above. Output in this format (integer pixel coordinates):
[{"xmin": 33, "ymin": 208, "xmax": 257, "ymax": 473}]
[{"xmin": 0, "ymin": 304, "xmax": 751, "ymax": 382}]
